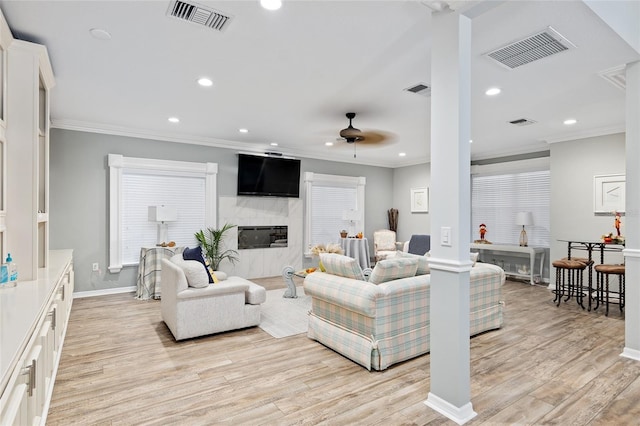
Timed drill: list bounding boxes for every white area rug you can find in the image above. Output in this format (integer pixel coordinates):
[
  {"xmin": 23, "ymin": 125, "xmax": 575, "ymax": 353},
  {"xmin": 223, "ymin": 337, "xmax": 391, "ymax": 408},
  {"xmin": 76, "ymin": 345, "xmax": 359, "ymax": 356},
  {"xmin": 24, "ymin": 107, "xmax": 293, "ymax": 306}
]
[{"xmin": 259, "ymin": 286, "xmax": 311, "ymax": 338}]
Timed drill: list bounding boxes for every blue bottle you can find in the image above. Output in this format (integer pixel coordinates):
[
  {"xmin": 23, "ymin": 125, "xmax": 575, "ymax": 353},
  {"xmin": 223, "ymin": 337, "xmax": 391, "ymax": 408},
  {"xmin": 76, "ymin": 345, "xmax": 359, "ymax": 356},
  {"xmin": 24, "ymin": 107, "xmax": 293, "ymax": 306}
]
[{"xmin": 6, "ymin": 253, "xmax": 17, "ymax": 282}]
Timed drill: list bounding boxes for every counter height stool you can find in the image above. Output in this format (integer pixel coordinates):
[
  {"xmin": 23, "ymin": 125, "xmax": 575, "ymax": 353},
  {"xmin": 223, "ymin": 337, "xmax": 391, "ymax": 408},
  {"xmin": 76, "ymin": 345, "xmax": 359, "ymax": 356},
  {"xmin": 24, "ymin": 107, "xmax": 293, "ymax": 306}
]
[
  {"xmin": 594, "ymin": 264, "xmax": 625, "ymax": 316},
  {"xmin": 552, "ymin": 259, "xmax": 588, "ymax": 309}
]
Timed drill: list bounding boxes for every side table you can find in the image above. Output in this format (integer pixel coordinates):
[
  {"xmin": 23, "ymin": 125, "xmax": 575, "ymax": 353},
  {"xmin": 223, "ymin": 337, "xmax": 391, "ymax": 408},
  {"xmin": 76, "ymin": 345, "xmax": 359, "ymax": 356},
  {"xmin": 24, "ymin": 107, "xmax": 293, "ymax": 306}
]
[{"xmin": 136, "ymin": 246, "xmax": 184, "ymax": 300}]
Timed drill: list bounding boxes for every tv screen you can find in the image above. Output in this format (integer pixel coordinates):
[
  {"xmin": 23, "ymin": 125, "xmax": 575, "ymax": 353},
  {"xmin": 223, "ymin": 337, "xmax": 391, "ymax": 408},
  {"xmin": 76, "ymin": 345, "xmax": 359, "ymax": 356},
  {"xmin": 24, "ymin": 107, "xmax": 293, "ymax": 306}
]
[{"xmin": 237, "ymin": 154, "xmax": 301, "ymax": 198}]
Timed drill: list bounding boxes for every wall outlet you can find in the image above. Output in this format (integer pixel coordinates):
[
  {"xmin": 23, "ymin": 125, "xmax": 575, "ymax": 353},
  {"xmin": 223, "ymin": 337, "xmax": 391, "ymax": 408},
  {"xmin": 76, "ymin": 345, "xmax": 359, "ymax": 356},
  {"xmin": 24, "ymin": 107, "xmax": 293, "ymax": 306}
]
[{"xmin": 92, "ymin": 262, "xmax": 99, "ymax": 271}]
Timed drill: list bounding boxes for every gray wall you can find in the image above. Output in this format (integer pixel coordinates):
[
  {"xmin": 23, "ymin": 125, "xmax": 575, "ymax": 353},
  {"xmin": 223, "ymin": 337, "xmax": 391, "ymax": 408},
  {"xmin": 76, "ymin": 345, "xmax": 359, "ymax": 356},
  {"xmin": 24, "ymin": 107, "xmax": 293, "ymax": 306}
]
[
  {"xmin": 392, "ymin": 163, "xmax": 432, "ymax": 243},
  {"xmin": 550, "ymin": 132, "xmax": 626, "ymax": 266},
  {"xmin": 49, "ymin": 129, "xmax": 393, "ymax": 292}
]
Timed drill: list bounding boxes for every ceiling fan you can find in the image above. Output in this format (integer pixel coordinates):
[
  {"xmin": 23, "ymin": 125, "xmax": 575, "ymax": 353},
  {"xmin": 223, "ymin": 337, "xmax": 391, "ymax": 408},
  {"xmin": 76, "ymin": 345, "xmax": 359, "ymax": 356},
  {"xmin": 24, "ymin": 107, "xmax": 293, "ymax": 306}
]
[{"xmin": 338, "ymin": 112, "xmax": 391, "ymax": 157}]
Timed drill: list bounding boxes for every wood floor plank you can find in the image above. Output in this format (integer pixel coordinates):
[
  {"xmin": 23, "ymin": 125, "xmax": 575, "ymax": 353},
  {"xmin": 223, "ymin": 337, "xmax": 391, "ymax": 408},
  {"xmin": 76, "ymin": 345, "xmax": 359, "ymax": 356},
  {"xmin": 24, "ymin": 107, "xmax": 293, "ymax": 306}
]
[{"xmin": 46, "ymin": 277, "xmax": 640, "ymax": 425}]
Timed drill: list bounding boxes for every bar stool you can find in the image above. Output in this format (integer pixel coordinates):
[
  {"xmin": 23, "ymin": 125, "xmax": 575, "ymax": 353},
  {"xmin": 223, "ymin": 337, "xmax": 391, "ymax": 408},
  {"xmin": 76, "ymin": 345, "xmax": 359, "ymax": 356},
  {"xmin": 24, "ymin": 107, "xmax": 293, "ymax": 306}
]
[
  {"xmin": 552, "ymin": 259, "xmax": 588, "ymax": 308},
  {"xmin": 562, "ymin": 257, "xmax": 595, "ymax": 309},
  {"xmin": 594, "ymin": 264, "xmax": 625, "ymax": 316}
]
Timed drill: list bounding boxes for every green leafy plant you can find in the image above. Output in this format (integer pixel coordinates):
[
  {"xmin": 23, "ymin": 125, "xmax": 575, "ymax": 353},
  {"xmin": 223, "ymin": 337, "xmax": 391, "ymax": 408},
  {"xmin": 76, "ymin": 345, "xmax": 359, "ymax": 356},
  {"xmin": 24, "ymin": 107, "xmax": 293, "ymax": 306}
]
[{"xmin": 194, "ymin": 223, "xmax": 239, "ymax": 270}]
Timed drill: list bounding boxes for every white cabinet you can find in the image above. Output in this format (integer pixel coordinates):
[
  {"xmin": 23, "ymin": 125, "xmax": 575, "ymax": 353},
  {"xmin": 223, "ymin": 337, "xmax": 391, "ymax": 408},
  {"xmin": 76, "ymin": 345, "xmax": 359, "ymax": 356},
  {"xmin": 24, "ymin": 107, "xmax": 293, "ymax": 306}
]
[
  {"xmin": 0, "ymin": 250, "xmax": 74, "ymax": 426},
  {"xmin": 6, "ymin": 38, "xmax": 54, "ymax": 280}
]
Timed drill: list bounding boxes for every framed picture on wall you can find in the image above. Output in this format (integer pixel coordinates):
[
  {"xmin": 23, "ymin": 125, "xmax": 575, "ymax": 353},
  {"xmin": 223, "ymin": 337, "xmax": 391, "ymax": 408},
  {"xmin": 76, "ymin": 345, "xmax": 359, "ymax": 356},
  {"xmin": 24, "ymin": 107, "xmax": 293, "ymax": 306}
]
[
  {"xmin": 411, "ymin": 187, "xmax": 429, "ymax": 213},
  {"xmin": 594, "ymin": 174, "xmax": 625, "ymax": 214}
]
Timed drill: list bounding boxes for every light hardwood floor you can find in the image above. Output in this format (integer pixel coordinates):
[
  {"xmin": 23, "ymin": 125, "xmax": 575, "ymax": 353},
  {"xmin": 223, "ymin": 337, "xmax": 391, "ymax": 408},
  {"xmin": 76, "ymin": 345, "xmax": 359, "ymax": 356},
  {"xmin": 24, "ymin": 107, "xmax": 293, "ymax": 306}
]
[{"xmin": 47, "ymin": 278, "xmax": 640, "ymax": 425}]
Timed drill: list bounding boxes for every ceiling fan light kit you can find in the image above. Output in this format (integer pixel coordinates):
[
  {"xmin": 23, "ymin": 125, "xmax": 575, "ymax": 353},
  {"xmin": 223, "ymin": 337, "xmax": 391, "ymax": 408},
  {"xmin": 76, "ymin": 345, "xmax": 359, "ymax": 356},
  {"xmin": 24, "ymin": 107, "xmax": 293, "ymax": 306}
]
[{"xmin": 339, "ymin": 112, "xmax": 364, "ymax": 143}]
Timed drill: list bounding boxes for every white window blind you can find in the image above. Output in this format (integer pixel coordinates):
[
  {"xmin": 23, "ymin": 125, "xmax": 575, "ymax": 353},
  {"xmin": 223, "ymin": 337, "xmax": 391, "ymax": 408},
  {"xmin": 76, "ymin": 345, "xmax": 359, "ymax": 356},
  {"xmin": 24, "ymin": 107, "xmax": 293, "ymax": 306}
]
[
  {"xmin": 310, "ymin": 185, "xmax": 357, "ymax": 246},
  {"xmin": 303, "ymin": 172, "xmax": 366, "ymax": 254},
  {"xmin": 108, "ymin": 154, "xmax": 217, "ymax": 273},
  {"xmin": 471, "ymin": 170, "xmax": 550, "ymax": 246},
  {"xmin": 121, "ymin": 173, "xmax": 205, "ymax": 264}
]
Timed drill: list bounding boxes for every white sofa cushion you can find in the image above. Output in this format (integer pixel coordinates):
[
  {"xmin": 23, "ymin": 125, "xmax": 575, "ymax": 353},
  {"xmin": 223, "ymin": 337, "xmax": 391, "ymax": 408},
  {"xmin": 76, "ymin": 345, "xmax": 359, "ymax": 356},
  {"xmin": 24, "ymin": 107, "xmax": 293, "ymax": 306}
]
[
  {"xmin": 320, "ymin": 253, "xmax": 365, "ymax": 281},
  {"xmin": 369, "ymin": 257, "xmax": 419, "ymax": 284}
]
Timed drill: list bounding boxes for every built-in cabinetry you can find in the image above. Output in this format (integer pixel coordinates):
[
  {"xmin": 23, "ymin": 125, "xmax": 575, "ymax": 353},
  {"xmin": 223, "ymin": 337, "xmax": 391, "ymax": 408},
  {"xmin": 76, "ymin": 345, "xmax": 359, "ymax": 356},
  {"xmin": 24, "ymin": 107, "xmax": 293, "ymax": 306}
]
[
  {"xmin": 0, "ymin": 250, "xmax": 74, "ymax": 425},
  {"xmin": 6, "ymin": 37, "xmax": 55, "ymax": 280},
  {"xmin": 0, "ymin": 9, "xmax": 12, "ymax": 262}
]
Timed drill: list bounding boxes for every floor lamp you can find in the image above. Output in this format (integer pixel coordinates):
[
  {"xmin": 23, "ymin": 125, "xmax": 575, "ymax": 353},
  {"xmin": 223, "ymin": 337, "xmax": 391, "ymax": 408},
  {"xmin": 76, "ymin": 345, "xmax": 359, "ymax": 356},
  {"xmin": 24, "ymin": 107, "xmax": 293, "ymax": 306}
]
[
  {"xmin": 516, "ymin": 212, "xmax": 533, "ymax": 247},
  {"xmin": 148, "ymin": 205, "xmax": 178, "ymax": 245}
]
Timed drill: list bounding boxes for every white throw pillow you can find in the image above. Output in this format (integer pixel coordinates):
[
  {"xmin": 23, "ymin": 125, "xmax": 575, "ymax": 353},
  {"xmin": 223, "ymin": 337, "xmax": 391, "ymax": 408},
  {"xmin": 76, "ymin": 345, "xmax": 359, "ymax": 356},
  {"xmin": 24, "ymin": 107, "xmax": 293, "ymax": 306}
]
[
  {"xmin": 170, "ymin": 254, "xmax": 209, "ymax": 288},
  {"xmin": 181, "ymin": 260, "xmax": 209, "ymax": 288}
]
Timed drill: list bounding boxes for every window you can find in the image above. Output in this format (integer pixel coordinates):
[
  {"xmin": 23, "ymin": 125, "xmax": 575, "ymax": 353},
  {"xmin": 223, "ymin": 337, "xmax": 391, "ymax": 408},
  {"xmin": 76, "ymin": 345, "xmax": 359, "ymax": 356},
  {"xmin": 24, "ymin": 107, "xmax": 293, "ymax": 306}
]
[
  {"xmin": 303, "ymin": 172, "xmax": 366, "ymax": 254},
  {"xmin": 471, "ymin": 170, "xmax": 550, "ymax": 247},
  {"xmin": 108, "ymin": 154, "xmax": 217, "ymax": 272}
]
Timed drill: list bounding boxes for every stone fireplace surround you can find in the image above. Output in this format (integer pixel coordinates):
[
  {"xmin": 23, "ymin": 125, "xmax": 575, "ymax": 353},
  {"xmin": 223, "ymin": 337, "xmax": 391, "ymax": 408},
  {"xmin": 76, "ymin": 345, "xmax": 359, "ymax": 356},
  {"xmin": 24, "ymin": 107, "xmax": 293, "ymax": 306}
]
[{"xmin": 219, "ymin": 196, "xmax": 303, "ymax": 279}]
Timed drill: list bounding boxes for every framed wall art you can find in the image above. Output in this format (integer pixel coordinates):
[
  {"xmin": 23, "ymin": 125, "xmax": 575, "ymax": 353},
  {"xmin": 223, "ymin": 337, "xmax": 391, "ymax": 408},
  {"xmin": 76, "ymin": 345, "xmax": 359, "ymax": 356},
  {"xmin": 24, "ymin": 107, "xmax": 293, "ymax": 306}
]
[
  {"xmin": 594, "ymin": 174, "xmax": 625, "ymax": 214},
  {"xmin": 411, "ymin": 187, "xmax": 429, "ymax": 213}
]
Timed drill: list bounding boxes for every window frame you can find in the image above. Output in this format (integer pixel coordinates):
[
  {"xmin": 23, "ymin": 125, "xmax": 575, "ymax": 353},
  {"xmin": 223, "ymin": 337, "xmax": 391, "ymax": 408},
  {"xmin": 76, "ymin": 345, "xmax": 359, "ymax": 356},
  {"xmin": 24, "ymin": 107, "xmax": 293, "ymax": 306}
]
[
  {"xmin": 303, "ymin": 172, "xmax": 366, "ymax": 257},
  {"xmin": 108, "ymin": 154, "xmax": 217, "ymax": 273}
]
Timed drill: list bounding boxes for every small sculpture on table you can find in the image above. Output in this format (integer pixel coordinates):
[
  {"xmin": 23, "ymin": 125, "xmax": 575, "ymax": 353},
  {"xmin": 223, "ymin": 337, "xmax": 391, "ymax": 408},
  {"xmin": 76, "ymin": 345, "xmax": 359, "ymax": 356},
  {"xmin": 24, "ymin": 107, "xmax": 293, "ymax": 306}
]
[
  {"xmin": 474, "ymin": 223, "xmax": 491, "ymax": 244},
  {"xmin": 614, "ymin": 211, "xmax": 622, "ymax": 236}
]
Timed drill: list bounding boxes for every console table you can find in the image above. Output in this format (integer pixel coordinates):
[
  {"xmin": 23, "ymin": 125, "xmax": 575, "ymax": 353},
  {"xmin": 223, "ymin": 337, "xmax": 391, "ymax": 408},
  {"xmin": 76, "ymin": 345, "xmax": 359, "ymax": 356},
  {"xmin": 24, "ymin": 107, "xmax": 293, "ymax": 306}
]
[
  {"xmin": 136, "ymin": 246, "xmax": 184, "ymax": 300},
  {"xmin": 470, "ymin": 243, "xmax": 545, "ymax": 285}
]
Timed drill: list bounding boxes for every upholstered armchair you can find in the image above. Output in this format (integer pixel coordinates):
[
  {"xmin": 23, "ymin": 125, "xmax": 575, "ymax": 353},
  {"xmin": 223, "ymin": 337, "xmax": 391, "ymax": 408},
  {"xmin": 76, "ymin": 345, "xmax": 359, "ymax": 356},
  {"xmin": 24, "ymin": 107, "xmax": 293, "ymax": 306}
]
[
  {"xmin": 402, "ymin": 234, "xmax": 431, "ymax": 255},
  {"xmin": 373, "ymin": 229, "xmax": 398, "ymax": 262}
]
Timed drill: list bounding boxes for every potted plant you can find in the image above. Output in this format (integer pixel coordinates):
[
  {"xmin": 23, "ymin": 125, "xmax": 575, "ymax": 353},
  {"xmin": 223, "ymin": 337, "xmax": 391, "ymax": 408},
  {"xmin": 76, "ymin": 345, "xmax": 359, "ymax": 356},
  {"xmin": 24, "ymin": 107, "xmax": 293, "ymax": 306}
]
[{"xmin": 195, "ymin": 223, "xmax": 239, "ymax": 270}]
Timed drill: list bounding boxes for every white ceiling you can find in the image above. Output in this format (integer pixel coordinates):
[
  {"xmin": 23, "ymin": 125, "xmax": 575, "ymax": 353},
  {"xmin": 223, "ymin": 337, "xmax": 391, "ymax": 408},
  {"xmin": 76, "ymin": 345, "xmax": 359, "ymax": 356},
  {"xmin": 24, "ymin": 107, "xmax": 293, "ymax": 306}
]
[{"xmin": 0, "ymin": 0, "xmax": 638, "ymax": 167}]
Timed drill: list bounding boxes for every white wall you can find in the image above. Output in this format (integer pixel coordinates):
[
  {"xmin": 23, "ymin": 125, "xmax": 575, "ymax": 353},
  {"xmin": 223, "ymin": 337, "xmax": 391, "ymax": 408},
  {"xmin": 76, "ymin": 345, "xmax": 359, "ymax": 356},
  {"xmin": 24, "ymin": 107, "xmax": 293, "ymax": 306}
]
[
  {"xmin": 550, "ymin": 133, "xmax": 626, "ymax": 266},
  {"xmin": 392, "ymin": 163, "xmax": 432, "ymax": 242}
]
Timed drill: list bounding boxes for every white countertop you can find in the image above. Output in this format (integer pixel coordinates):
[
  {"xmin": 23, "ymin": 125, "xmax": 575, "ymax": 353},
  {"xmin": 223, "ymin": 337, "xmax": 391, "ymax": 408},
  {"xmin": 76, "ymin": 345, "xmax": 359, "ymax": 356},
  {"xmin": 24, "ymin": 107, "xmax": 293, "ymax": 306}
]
[{"xmin": 0, "ymin": 249, "xmax": 73, "ymax": 393}]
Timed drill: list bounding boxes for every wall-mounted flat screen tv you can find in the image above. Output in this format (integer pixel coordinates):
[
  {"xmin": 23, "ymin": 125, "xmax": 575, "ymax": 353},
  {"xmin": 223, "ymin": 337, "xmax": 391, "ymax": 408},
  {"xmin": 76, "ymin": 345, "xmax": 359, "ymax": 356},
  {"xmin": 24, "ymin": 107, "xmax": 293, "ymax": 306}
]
[{"xmin": 237, "ymin": 153, "xmax": 301, "ymax": 198}]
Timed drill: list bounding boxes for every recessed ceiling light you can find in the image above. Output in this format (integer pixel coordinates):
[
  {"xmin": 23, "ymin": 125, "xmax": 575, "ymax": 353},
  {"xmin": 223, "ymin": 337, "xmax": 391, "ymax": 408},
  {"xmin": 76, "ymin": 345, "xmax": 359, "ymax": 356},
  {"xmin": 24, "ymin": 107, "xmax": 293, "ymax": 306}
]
[
  {"xmin": 239, "ymin": 128, "xmax": 249, "ymax": 133},
  {"xmin": 399, "ymin": 152, "xmax": 406, "ymax": 157},
  {"xmin": 469, "ymin": 139, "xmax": 473, "ymax": 143},
  {"xmin": 168, "ymin": 117, "xmax": 180, "ymax": 123},
  {"xmin": 485, "ymin": 87, "xmax": 501, "ymax": 96},
  {"xmin": 564, "ymin": 118, "xmax": 577, "ymax": 125},
  {"xmin": 260, "ymin": 0, "xmax": 282, "ymax": 11},
  {"xmin": 89, "ymin": 28, "xmax": 112, "ymax": 40},
  {"xmin": 197, "ymin": 77, "xmax": 213, "ymax": 87},
  {"xmin": 325, "ymin": 142, "xmax": 334, "ymax": 147},
  {"xmin": 270, "ymin": 142, "xmax": 278, "ymax": 146}
]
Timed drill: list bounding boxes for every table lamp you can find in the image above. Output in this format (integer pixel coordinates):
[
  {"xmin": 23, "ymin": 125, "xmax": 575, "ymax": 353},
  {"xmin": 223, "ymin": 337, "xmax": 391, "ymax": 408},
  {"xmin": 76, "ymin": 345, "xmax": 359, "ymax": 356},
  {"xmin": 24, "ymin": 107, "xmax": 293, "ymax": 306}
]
[
  {"xmin": 148, "ymin": 205, "xmax": 178, "ymax": 244},
  {"xmin": 342, "ymin": 209, "xmax": 360, "ymax": 237},
  {"xmin": 516, "ymin": 212, "xmax": 533, "ymax": 247}
]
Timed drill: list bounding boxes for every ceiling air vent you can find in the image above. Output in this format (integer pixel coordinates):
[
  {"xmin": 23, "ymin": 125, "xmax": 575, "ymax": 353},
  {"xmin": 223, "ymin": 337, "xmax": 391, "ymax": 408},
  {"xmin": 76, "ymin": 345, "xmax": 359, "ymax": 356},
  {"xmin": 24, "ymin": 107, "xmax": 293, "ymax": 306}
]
[
  {"xmin": 404, "ymin": 83, "xmax": 431, "ymax": 97},
  {"xmin": 167, "ymin": 0, "xmax": 232, "ymax": 32},
  {"xmin": 509, "ymin": 118, "xmax": 537, "ymax": 127},
  {"xmin": 485, "ymin": 26, "xmax": 575, "ymax": 70}
]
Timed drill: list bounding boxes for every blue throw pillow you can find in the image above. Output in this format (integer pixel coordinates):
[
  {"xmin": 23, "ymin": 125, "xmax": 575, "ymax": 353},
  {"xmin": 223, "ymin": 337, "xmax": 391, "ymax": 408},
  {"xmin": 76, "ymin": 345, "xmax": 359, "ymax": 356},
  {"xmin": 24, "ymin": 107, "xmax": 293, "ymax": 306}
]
[{"xmin": 183, "ymin": 246, "xmax": 213, "ymax": 283}]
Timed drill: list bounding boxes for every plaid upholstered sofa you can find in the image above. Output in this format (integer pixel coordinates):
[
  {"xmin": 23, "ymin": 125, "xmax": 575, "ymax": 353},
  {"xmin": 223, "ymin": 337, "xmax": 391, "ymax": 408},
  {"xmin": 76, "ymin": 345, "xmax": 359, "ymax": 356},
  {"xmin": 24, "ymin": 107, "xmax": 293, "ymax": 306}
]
[{"xmin": 304, "ymin": 253, "xmax": 505, "ymax": 371}]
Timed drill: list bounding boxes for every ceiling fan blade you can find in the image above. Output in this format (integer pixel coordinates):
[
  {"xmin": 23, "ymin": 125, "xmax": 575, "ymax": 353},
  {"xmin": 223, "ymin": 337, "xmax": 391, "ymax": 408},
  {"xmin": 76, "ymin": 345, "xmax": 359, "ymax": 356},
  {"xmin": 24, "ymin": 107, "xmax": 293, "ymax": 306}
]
[{"xmin": 359, "ymin": 130, "xmax": 394, "ymax": 145}]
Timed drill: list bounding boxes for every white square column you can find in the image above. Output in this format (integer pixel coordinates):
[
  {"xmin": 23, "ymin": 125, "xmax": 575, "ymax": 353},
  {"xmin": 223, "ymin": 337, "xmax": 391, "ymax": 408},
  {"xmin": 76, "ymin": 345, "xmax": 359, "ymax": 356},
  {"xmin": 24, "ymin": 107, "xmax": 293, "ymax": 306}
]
[
  {"xmin": 424, "ymin": 8, "xmax": 475, "ymax": 425},
  {"xmin": 623, "ymin": 60, "xmax": 640, "ymax": 361}
]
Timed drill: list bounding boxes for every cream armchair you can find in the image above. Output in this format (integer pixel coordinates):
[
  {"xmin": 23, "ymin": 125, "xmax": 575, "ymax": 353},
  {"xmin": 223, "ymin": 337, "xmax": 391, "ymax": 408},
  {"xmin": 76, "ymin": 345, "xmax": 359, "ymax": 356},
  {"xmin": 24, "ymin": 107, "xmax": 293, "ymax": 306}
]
[
  {"xmin": 160, "ymin": 258, "xmax": 266, "ymax": 340},
  {"xmin": 373, "ymin": 229, "xmax": 398, "ymax": 262}
]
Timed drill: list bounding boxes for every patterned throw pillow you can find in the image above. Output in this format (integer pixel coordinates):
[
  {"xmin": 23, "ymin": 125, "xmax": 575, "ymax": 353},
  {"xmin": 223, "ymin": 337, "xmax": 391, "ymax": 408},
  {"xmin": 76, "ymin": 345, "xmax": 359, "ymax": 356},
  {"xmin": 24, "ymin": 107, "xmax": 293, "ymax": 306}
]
[
  {"xmin": 368, "ymin": 257, "xmax": 419, "ymax": 284},
  {"xmin": 395, "ymin": 251, "xmax": 430, "ymax": 275},
  {"xmin": 183, "ymin": 246, "xmax": 214, "ymax": 283},
  {"xmin": 319, "ymin": 253, "xmax": 365, "ymax": 281}
]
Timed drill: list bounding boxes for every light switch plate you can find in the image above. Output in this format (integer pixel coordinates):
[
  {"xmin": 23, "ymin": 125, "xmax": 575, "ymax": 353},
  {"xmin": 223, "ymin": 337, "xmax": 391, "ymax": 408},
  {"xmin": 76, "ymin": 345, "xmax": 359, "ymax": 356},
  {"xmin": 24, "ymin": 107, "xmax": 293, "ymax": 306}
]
[{"xmin": 441, "ymin": 226, "xmax": 452, "ymax": 246}]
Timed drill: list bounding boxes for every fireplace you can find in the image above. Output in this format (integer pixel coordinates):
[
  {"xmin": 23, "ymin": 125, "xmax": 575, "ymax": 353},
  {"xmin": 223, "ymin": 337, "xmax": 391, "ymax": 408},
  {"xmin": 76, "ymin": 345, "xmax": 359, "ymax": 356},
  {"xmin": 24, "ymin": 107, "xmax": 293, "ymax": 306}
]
[{"xmin": 238, "ymin": 226, "xmax": 288, "ymax": 250}]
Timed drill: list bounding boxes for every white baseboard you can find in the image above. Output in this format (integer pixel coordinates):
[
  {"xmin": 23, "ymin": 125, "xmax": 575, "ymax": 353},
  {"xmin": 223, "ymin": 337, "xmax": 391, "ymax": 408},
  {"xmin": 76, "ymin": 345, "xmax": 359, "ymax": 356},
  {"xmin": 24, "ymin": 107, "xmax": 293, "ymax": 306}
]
[
  {"xmin": 73, "ymin": 286, "xmax": 136, "ymax": 299},
  {"xmin": 425, "ymin": 392, "xmax": 477, "ymax": 425},
  {"xmin": 621, "ymin": 347, "xmax": 640, "ymax": 361}
]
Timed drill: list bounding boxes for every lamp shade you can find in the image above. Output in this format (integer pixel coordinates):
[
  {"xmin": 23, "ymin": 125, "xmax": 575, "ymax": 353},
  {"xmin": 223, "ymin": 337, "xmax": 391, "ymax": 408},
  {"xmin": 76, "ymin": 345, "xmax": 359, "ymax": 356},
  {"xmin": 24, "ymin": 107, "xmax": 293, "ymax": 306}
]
[
  {"xmin": 342, "ymin": 209, "xmax": 361, "ymax": 221},
  {"xmin": 515, "ymin": 212, "xmax": 533, "ymax": 226},
  {"xmin": 148, "ymin": 205, "xmax": 178, "ymax": 222}
]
